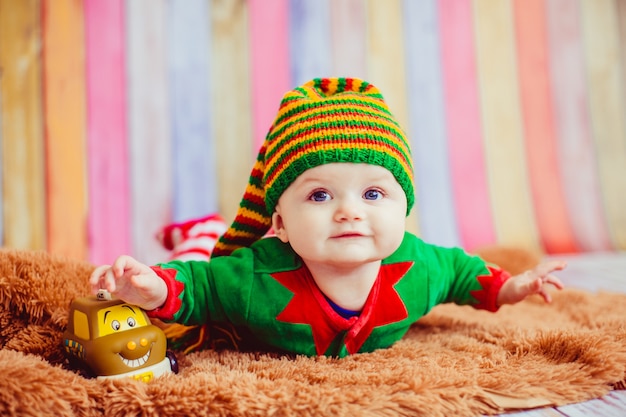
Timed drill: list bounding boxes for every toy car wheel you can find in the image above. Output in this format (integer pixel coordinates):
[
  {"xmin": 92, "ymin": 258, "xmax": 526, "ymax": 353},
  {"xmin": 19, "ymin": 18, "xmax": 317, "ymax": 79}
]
[{"xmin": 166, "ymin": 350, "xmax": 179, "ymax": 374}]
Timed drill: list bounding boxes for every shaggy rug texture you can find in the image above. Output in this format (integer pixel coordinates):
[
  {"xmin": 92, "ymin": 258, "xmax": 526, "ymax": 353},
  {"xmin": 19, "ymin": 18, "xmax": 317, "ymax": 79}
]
[{"xmin": 0, "ymin": 248, "xmax": 624, "ymax": 417}]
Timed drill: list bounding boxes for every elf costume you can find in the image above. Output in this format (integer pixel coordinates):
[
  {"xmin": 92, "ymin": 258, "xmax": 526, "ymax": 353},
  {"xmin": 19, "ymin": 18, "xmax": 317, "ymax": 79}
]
[{"xmin": 148, "ymin": 77, "xmax": 510, "ymax": 357}]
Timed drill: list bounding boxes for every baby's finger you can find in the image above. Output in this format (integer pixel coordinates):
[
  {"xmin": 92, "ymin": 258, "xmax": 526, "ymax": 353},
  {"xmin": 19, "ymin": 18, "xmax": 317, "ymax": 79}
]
[
  {"xmin": 111, "ymin": 256, "xmax": 128, "ymax": 277},
  {"xmin": 103, "ymin": 269, "xmax": 117, "ymax": 293},
  {"xmin": 89, "ymin": 265, "xmax": 110, "ymax": 285},
  {"xmin": 539, "ymin": 287, "xmax": 553, "ymax": 303},
  {"xmin": 112, "ymin": 255, "xmax": 140, "ymax": 278},
  {"xmin": 535, "ymin": 260, "xmax": 567, "ymax": 277},
  {"xmin": 92, "ymin": 269, "xmax": 118, "ymax": 293},
  {"xmin": 89, "ymin": 265, "xmax": 112, "ymax": 293},
  {"xmin": 542, "ymin": 274, "xmax": 565, "ymax": 290},
  {"xmin": 89, "ymin": 279, "xmax": 102, "ymax": 295}
]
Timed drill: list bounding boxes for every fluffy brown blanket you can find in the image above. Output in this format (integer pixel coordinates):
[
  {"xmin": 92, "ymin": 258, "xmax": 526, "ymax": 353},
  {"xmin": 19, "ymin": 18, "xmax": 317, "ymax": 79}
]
[{"xmin": 0, "ymin": 248, "xmax": 624, "ymax": 417}]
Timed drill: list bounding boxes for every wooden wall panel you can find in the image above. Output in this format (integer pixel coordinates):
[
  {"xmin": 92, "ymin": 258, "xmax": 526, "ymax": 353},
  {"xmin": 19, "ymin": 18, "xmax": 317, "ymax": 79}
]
[
  {"xmin": 42, "ymin": 0, "xmax": 87, "ymax": 260},
  {"xmin": 619, "ymin": 0, "xmax": 626, "ymax": 117},
  {"xmin": 211, "ymin": 0, "xmax": 254, "ymax": 224},
  {"xmin": 167, "ymin": 0, "xmax": 217, "ymax": 222},
  {"xmin": 248, "ymin": 0, "xmax": 291, "ymax": 151},
  {"xmin": 288, "ymin": 0, "xmax": 332, "ymax": 86},
  {"xmin": 1, "ymin": 0, "xmax": 625, "ymax": 259},
  {"xmin": 473, "ymin": 0, "xmax": 540, "ymax": 251},
  {"xmin": 580, "ymin": 0, "xmax": 626, "ymax": 250},
  {"xmin": 0, "ymin": 0, "xmax": 46, "ymax": 250},
  {"xmin": 513, "ymin": 0, "xmax": 578, "ymax": 253},
  {"xmin": 403, "ymin": 0, "xmax": 459, "ymax": 247},
  {"xmin": 546, "ymin": 0, "xmax": 612, "ymax": 252},
  {"xmin": 127, "ymin": 0, "xmax": 171, "ymax": 264},
  {"xmin": 330, "ymin": 0, "xmax": 368, "ymax": 80},
  {"xmin": 84, "ymin": 0, "xmax": 130, "ymax": 264},
  {"xmin": 438, "ymin": 0, "xmax": 495, "ymax": 251}
]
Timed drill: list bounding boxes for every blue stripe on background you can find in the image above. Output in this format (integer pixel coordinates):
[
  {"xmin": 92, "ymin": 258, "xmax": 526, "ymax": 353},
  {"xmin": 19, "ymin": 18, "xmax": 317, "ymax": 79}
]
[
  {"xmin": 168, "ymin": 0, "xmax": 218, "ymax": 221},
  {"xmin": 127, "ymin": 0, "xmax": 171, "ymax": 264},
  {"xmin": 288, "ymin": 0, "xmax": 332, "ymax": 86},
  {"xmin": 403, "ymin": 0, "xmax": 460, "ymax": 247}
]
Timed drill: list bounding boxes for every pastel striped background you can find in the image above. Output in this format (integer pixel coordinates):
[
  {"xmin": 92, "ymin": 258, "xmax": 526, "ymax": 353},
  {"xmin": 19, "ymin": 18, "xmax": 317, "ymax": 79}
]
[{"xmin": 1, "ymin": 0, "xmax": 625, "ymax": 265}]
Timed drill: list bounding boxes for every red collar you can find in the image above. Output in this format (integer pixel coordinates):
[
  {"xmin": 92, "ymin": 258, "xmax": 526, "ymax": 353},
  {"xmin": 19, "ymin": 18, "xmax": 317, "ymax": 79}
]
[{"xmin": 272, "ymin": 262, "xmax": 412, "ymax": 355}]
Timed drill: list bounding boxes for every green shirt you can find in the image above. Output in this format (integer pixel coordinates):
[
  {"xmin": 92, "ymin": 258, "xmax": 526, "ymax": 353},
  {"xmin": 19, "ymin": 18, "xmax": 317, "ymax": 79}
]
[{"xmin": 149, "ymin": 232, "xmax": 508, "ymax": 357}]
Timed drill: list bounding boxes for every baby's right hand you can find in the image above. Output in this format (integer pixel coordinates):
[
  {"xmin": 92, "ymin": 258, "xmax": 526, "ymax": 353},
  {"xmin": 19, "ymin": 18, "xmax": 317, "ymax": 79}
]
[{"xmin": 89, "ymin": 255, "xmax": 168, "ymax": 311}]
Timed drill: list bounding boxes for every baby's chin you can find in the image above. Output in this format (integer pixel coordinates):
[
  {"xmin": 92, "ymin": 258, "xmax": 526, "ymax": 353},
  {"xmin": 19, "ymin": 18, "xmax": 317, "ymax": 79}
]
[{"xmin": 316, "ymin": 253, "xmax": 389, "ymax": 269}]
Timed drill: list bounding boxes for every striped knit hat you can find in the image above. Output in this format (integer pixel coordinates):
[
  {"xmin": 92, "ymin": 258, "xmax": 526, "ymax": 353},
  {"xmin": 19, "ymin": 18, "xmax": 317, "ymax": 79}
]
[{"xmin": 212, "ymin": 77, "xmax": 414, "ymax": 258}]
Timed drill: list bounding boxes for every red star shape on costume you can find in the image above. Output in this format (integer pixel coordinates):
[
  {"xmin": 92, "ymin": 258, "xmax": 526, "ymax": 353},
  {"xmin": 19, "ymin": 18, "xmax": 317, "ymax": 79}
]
[
  {"xmin": 148, "ymin": 266, "xmax": 185, "ymax": 320},
  {"xmin": 469, "ymin": 265, "xmax": 510, "ymax": 312},
  {"xmin": 273, "ymin": 262, "xmax": 412, "ymax": 355}
]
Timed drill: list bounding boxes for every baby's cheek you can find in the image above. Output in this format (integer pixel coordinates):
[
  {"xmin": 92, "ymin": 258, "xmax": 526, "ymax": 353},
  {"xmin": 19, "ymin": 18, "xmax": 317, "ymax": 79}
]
[{"xmin": 378, "ymin": 234, "xmax": 404, "ymax": 259}]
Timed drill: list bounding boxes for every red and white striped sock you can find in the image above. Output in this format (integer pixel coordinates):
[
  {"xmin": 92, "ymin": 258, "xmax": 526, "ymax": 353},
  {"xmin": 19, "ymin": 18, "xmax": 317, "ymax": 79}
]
[{"xmin": 156, "ymin": 214, "xmax": 227, "ymax": 261}]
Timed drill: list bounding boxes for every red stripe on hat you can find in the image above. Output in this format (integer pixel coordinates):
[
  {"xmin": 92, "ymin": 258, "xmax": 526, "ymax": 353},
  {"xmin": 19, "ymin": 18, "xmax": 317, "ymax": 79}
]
[
  {"xmin": 242, "ymin": 190, "xmax": 266, "ymax": 208},
  {"xmin": 272, "ymin": 106, "xmax": 397, "ymax": 134},
  {"xmin": 321, "ymin": 78, "xmax": 330, "ymax": 92},
  {"xmin": 267, "ymin": 118, "xmax": 408, "ymax": 163},
  {"xmin": 231, "ymin": 213, "xmax": 272, "ymax": 232},
  {"xmin": 273, "ymin": 99, "xmax": 389, "ymax": 129},
  {"xmin": 265, "ymin": 137, "xmax": 411, "ymax": 188},
  {"xmin": 251, "ymin": 166, "xmax": 264, "ymax": 178}
]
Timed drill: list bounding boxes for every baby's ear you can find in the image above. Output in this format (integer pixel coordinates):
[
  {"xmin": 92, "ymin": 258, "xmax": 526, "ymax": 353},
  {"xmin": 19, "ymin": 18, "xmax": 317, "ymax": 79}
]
[{"xmin": 271, "ymin": 211, "xmax": 289, "ymax": 243}]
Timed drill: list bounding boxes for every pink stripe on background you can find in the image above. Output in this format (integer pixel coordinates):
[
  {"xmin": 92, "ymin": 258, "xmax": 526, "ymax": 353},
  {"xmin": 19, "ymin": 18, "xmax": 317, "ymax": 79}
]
[
  {"xmin": 248, "ymin": 0, "xmax": 291, "ymax": 152},
  {"xmin": 438, "ymin": 0, "xmax": 495, "ymax": 251},
  {"xmin": 513, "ymin": 0, "xmax": 579, "ymax": 254},
  {"xmin": 546, "ymin": 0, "xmax": 612, "ymax": 252},
  {"xmin": 84, "ymin": 0, "xmax": 130, "ymax": 264}
]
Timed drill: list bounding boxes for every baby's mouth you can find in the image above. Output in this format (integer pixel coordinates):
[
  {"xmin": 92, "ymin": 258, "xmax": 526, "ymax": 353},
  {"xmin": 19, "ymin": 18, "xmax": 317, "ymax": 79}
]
[{"xmin": 333, "ymin": 232, "xmax": 364, "ymax": 238}]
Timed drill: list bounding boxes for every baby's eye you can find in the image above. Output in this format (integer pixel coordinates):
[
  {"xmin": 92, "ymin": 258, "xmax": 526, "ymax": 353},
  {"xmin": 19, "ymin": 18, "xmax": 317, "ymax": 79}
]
[
  {"xmin": 364, "ymin": 189, "xmax": 383, "ymax": 200},
  {"xmin": 309, "ymin": 190, "xmax": 330, "ymax": 202}
]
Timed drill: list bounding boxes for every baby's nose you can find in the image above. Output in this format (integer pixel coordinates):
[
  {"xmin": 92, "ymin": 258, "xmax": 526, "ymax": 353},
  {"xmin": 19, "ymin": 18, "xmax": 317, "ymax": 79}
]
[{"xmin": 335, "ymin": 199, "xmax": 364, "ymax": 221}]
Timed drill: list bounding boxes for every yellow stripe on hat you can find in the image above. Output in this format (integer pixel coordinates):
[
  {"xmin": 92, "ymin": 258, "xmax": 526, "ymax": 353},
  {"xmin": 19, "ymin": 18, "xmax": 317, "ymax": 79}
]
[{"xmin": 213, "ymin": 77, "xmax": 415, "ymax": 258}]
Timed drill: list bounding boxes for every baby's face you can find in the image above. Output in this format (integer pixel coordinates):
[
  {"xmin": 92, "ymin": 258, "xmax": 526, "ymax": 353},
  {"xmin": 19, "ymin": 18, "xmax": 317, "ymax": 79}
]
[{"xmin": 271, "ymin": 163, "xmax": 407, "ymax": 269}]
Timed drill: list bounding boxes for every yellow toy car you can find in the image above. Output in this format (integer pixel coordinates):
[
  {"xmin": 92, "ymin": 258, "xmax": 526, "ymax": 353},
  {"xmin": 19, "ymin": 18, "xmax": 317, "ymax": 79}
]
[{"xmin": 63, "ymin": 291, "xmax": 178, "ymax": 381}]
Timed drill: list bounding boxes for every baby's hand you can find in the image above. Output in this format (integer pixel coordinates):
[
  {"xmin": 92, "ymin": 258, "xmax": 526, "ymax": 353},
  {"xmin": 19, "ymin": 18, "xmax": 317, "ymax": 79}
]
[
  {"xmin": 497, "ymin": 260, "xmax": 566, "ymax": 306},
  {"xmin": 89, "ymin": 255, "xmax": 167, "ymax": 311}
]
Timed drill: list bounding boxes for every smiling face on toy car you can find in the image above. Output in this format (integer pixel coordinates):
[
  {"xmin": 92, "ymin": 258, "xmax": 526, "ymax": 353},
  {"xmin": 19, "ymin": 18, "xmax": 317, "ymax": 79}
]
[
  {"xmin": 95, "ymin": 303, "xmax": 164, "ymax": 372},
  {"xmin": 63, "ymin": 297, "xmax": 168, "ymax": 377}
]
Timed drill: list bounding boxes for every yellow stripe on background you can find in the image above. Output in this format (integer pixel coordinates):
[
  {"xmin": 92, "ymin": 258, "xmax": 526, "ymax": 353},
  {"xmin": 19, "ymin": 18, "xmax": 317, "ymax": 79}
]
[
  {"xmin": 0, "ymin": 0, "xmax": 46, "ymax": 250},
  {"xmin": 366, "ymin": 0, "xmax": 418, "ymax": 234},
  {"xmin": 580, "ymin": 0, "xmax": 626, "ymax": 250},
  {"xmin": 619, "ymin": 0, "xmax": 626, "ymax": 105},
  {"xmin": 473, "ymin": 0, "xmax": 540, "ymax": 251},
  {"xmin": 211, "ymin": 0, "xmax": 254, "ymax": 224},
  {"xmin": 42, "ymin": 0, "xmax": 87, "ymax": 259}
]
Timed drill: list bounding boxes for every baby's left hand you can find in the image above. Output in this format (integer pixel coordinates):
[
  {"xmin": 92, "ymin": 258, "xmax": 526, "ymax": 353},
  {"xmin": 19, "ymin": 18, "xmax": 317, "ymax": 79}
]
[{"xmin": 497, "ymin": 260, "xmax": 566, "ymax": 306}]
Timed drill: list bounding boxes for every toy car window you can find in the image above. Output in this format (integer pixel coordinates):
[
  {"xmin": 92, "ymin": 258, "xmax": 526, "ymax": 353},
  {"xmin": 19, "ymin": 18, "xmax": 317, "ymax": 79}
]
[
  {"xmin": 73, "ymin": 310, "xmax": 90, "ymax": 340},
  {"xmin": 96, "ymin": 304, "xmax": 148, "ymax": 338}
]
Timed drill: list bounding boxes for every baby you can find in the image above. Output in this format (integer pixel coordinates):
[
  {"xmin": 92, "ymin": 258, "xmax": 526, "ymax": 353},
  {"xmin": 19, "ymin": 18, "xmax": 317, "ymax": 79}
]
[{"xmin": 90, "ymin": 77, "xmax": 565, "ymax": 357}]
